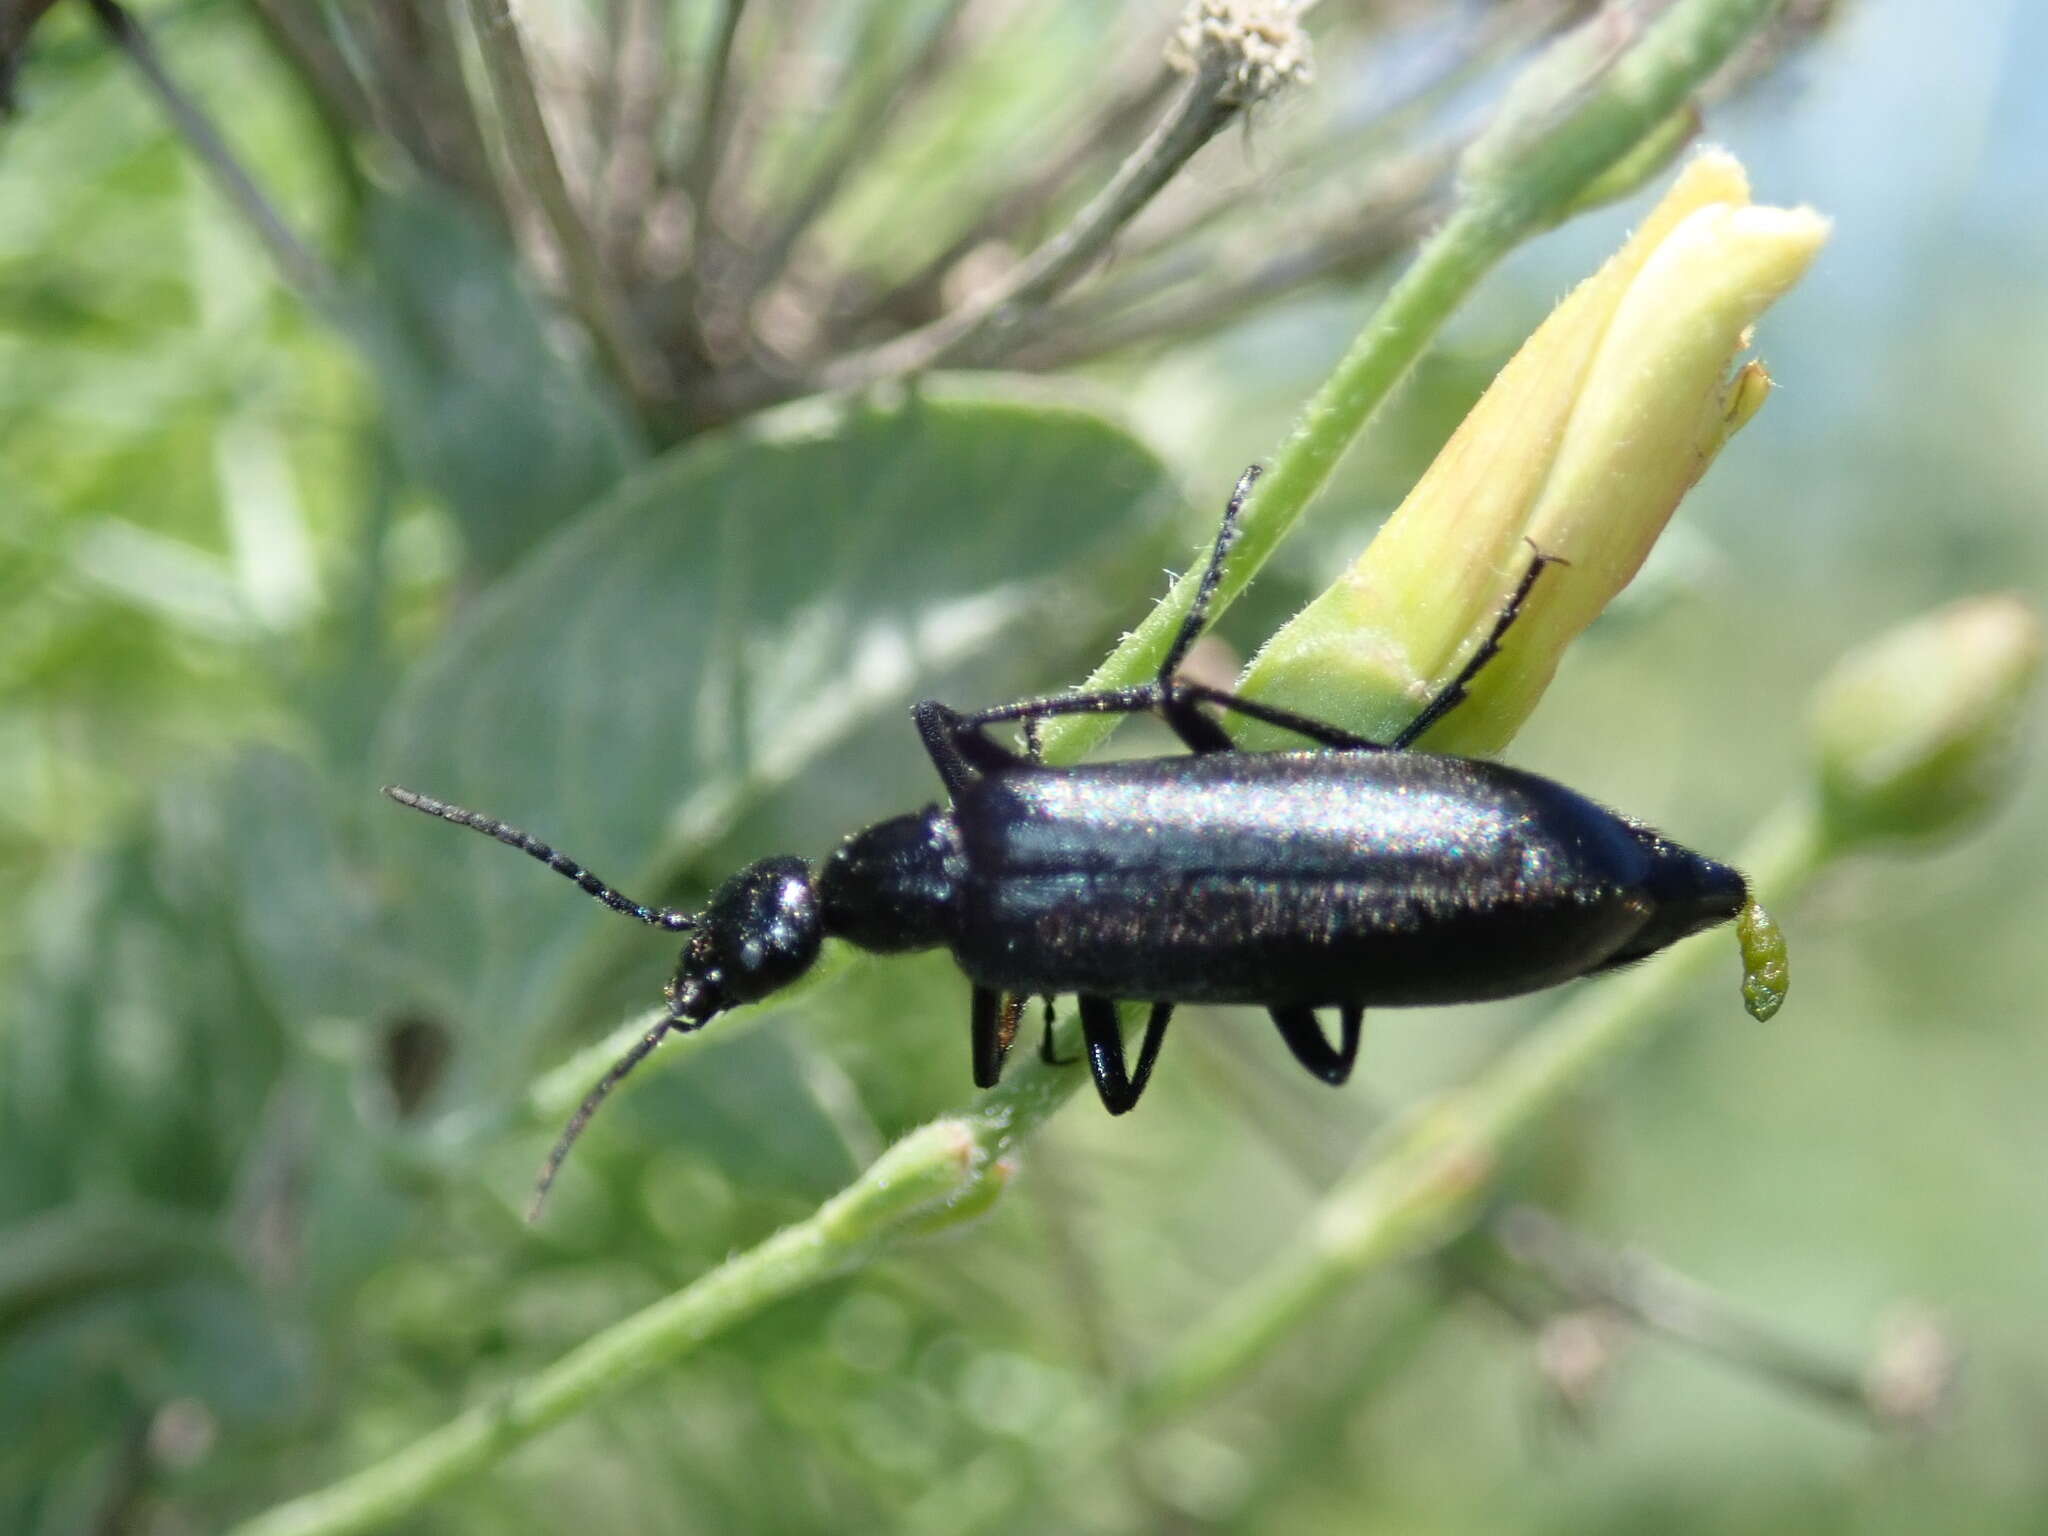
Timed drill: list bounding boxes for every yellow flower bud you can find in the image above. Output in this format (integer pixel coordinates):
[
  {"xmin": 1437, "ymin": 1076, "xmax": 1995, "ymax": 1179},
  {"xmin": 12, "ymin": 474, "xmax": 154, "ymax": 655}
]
[
  {"xmin": 1812, "ymin": 596, "xmax": 2043, "ymax": 849},
  {"xmin": 1237, "ymin": 151, "xmax": 1830, "ymax": 756}
]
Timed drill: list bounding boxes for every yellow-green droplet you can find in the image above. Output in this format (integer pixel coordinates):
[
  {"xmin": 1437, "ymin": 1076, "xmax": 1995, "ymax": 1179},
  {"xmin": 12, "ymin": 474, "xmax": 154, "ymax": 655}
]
[{"xmin": 1736, "ymin": 900, "xmax": 1788, "ymax": 1021}]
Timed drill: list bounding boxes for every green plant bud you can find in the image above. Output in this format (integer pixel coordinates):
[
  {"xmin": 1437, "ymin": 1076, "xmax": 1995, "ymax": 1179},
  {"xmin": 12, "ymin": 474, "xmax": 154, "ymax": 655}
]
[
  {"xmin": 1237, "ymin": 152, "xmax": 1828, "ymax": 755},
  {"xmin": 1812, "ymin": 595, "xmax": 2043, "ymax": 849}
]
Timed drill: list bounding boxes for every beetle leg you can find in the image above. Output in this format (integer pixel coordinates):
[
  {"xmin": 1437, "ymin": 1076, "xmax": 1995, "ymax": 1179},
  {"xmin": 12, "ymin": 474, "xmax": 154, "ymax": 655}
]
[
  {"xmin": 914, "ymin": 700, "xmax": 1013, "ymax": 795},
  {"xmin": 928, "ymin": 467, "xmax": 1270, "ymax": 764},
  {"xmin": 941, "ymin": 670, "xmax": 1386, "ymax": 759},
  {"xmin": 1154, "ymin": 465, "xmax": 1266, "ymax": 754},
  {"xmin": 999, "ymin": 993, "xmax": 1029, "ymax": 1056},
  {"xmin": 1159, "ymin": 693, "xmax": 1238, "ymax": 753},
  {"xmin": 1078, "ymin": 996, "xmax": 1174, "ymax": 1114},
  {"xmin": 1036, "ymin": 997, "xmax": 1078, "ymax": 1065},
  {"xmin": 1157, "ymin": 463, "xmax": 1261, "ymax": 683},
  {"xmin": 1157, "ymin": 543, "xmax": 1567, "ymax": 756},
  {"xmin": 971, "ymin": 986, "xmax": 1011, "ymax": 1088},
  {"xmin": 1171, "ymin": 683, "xmax": 1389, "ymax": 752},
  {"xmin": 948, "ymin": 685, "xmax": 1161, "ymax": 734},
  {"xmin": 1391, "ymin": 545, "xmax": 1563, "ymax": 750},
  {"xmin": 1268, "ymin": 1004, "xmax": 1364, "ymax": 1085}
]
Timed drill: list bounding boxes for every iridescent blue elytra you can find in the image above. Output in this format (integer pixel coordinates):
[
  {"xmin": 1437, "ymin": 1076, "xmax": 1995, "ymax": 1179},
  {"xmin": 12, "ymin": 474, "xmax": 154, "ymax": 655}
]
[
  {"xmin": 825, "ymin": 751, "xmax": 1741, "ymax": 1011},
  {"xmin": 385, "ymin": 466, "xmax": 1761, "ymax": 1216}
]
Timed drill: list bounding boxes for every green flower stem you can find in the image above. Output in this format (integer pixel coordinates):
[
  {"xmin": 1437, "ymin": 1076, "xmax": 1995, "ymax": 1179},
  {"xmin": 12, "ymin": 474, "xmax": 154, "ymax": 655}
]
[
  {"xmin": 236, "ymin": 1045, "xmax": 1097, "ymax": 1536},
  {"xmin": 227, "ymin": 1118, "xmax": 995, "ymax": 1536},
  {"xmin": 1131, "ymin": 797, "xmax": 1828, "ymax": 1423},
  {"xmin": 1035, "ymin": 0, "xmax": 1786, "ymax": 769}
]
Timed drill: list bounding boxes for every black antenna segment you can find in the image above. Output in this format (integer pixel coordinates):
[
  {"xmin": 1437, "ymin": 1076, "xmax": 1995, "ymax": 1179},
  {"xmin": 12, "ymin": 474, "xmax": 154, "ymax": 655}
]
[
  {"xmin": 382, "ymin": 786, "xmax": 697, "ymax": 932},
  {"xmin": 527, "ymin": 1016, "xmax": 677, "ymax": 1220}
]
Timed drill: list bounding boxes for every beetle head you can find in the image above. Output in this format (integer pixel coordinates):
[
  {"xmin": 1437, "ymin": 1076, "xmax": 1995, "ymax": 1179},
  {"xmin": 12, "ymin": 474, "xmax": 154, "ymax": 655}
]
[
  {"xmin": 668, "ymin": 855, "xmax": 824, "ymax": 1021},
  {"xmin": 533, "ymin": 855, "xmax": 821, "ymax": 1219}
]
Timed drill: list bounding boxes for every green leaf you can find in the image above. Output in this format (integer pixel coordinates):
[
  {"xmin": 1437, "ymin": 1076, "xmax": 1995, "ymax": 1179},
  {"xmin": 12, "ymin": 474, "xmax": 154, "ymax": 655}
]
[
  {"xmin": 373, "ymin": 378, "xmax": 1178, "ymax": 1099},
  {"xmin": 0, "ymin": 789, "xmax": 317, "ymax": 1518},
  {"xmin": 343, "ymin": 188, "xmax": 639, "ymax": 576},
  {"xmin": 2, "ymin": 782, "xmax": 286, "ymax": 1221},
  {"xmin": 224, "ymin": 749, "xmax": 391, "ymax": 1028}
]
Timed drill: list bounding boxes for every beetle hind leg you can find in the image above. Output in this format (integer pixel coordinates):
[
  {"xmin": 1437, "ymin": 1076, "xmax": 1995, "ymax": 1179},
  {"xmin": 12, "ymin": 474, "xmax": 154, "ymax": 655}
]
[
  {"xmin": 1269, "ymin": 1004, "xmax": 1365, "ymax": 1086},
  {"xmin": 1078, "ymin": 996, "xmax": 1174, "ymax": 1113}
]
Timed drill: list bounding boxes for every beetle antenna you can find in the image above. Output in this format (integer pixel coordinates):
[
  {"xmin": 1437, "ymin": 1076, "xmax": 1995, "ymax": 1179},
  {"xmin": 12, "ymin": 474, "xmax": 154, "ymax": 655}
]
[
  {"xmin": 527, "ymin": 1016, "xmax": 676, "ymax": 1220},
  {"xmin": 383, "ymin": 785, "xmax": 696, "ymax": 931}
]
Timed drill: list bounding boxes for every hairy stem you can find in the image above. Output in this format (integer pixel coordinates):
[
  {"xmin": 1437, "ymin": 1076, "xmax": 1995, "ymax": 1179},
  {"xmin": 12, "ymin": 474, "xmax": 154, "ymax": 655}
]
[
  {"xmin": 664, "ymin": 0, "xmax": 750, "ymax": 358},
  {"xmin": 227, "ymin": 1119, "xmax": 997, "ymax": 1536},
  {"xmin": 738, "ymin": 0, "xmax": 972, "ymax": 308},
  {"xmin": 1492, "ymin": 1204, "xmax": 1908, "ymax": 1425}
]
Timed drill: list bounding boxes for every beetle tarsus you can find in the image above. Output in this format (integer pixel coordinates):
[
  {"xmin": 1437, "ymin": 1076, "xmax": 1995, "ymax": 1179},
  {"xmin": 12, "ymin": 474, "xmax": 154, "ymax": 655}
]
[
  {"xmin": 1390, "ymin": 545, "xmax": 1562, "ymax": 751},
  {"xmin": 1079, "ymin": 997, "xmax": 1173, "ymax": 1113},
  {"xmin": 1268, "ymin": 1004, "xmax": 1364, "ymax": 1086}
]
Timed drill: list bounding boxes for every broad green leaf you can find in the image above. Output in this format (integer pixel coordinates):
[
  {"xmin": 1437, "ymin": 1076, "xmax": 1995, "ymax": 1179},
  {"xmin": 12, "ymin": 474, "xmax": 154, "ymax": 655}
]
[
  {"xmin": 373, "ymin": 379, "xmax": 1178, "ymax": 1100},
  {"xmin": 2, "ymin": 782, "xmax": 285, "ymax": 1221},
  {"xmin": 0, "ymin": 785, "xmax": 316, "ymax": 1522},
  {"xmin": 344, "ymin": 188, "xmax": 639, "ymax": 576}
]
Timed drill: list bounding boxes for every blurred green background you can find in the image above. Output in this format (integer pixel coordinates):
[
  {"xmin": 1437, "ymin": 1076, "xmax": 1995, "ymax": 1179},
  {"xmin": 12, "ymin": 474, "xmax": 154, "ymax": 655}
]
[{"xmin": 1, "ymin": 1, "xmax": 2043, "ymax": 1532}]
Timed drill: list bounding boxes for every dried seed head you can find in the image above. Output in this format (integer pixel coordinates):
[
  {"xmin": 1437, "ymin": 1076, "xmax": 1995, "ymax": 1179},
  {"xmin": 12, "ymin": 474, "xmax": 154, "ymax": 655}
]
[{"xmin": 1168, "ymin": 0, "xmax": 1314, "ymax": 105}]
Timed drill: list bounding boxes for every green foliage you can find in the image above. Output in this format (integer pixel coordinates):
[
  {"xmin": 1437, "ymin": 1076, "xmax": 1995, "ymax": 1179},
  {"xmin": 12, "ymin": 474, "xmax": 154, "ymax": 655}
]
[
  {"xmin": 4, "ymin": 3, "xmax": 2046, "ymax": 1535},
  {"xmin": 344, "ymin": 188, "xmax": 639, "ymax": 578},
  {"xmin": 1, "ymin": 366, "xmax": 1180, "ymax": 1529}
]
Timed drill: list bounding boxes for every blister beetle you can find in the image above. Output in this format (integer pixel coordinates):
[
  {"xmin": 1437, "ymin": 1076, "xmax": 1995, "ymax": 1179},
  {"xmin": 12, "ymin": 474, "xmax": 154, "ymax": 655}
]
[{"xmin": 386, "ymin": 466, "xmax": 1785, "ymax": 1211}]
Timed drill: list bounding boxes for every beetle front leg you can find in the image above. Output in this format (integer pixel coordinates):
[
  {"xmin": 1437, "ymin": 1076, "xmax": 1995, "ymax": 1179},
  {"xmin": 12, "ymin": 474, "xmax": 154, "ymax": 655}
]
[
  {"xmin": 915, "ymin": 700, "xmax": 1001, "ymax": 796},
  {"xmin": 915, "ymin": 688, "xmax": 1162, "ymax": 790},
  {"xmin": 1158, "ymin": 691, "xmax": 1238, "ymax": 753}
]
